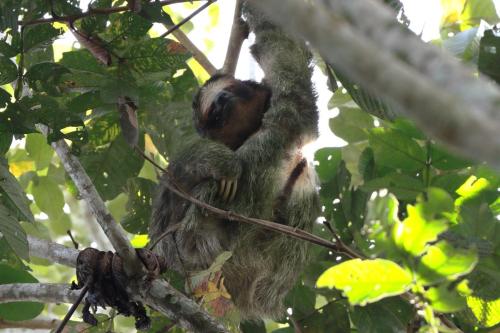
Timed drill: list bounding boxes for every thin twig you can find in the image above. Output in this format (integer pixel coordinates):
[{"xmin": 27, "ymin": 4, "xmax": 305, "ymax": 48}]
[
  {"xmin": 54, "ymin": 285, "xmax": 89, "ymax": 333},
  {"xmin": 66, "ymin": 230, "xmax": 79, "ymax": 249},
  {"xmin": 159, "ymin": 0, "xmax": 217, "ymax": 38}
]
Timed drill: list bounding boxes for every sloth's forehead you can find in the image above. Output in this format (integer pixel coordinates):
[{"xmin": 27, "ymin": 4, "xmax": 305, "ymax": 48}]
[{"xmin": 200, "ymin": 77, "xmax": 235, "ymax": 113}]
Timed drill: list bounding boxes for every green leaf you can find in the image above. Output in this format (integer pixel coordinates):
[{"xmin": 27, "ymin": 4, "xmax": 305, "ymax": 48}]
[
  {"xmin": 394, "ymin": 205, "xmax": 449, "ymax": 256},
  {"xmin": 124, "ymin": 38, "xmax": 189, "ymax": 77},
  {"xmin": 285, "ymin": 285, "xmax": 316, "ymax": 318},
  {"xmin": 461, "ymin": 0, "xmax": 499, "ymax": 27},
  {"xmin": 23, "ymin": 24, "xmax": 63, "ymax": 52},
  {"xmin": 31, "ymin": 176, "xmax": 64, "ymax": 220},
  {"xmin": 456, "ymin": 176, "xmax": 490, "ymax": 199},
  {"xmin": 317, "ymin": 259, "xmax": 413, "ymax": 305},
  {"xmin": 442, "ymin": 27, "xmax": 481, "ymax": 61},
  {"xmin": 478, "ymin": 29, "xmax": 500, "ymax": 84},
  {"xmin": 0, "ymin": 55, "xmax": 17, "ymax": 85},
  {"xmin": 431, "ymin": 145, "xmax": 471, "ymax": 170},
  {"xmin": 122, "ymin": 177, "xmax": 156, "ymax": 234},
  {"xmin": 80, "ymin": 134, "xmax": 144, "ymax": 200},
  {"xmin": 25, "ymin": 62, "xmax": 71, "ymax": 96},
  {"xmin": 329, "ymin": 107, "xmax": 373, "ymax": 143},
  {"xmin": 467, "ymin": 296, "xmax": 500, "ymax": 327},
  {"xmin": 0, "ymin": 160, "xmax": 34, "ymax": 223},
  {"xmin": 299, "ymin": 301, "xmax": 351, "ymax": 333},
  {"xmin": 351, "ymin": 298, "xmax": 413, "ymax": 333},
  {"xmin": 417, "ymin": 241, "xmax": 478, "ymax": 285},
  {"xmin": 362, "ymin": 193, "xmax": 400, "ymax": 256},
  {"xmin": 0, "ymin": 40, "xmax": 19, "ymax": 57},
  {"xmin": 314, "ymin": 147, "xmax": 342, "ymax": 183},
  {"xmin": 362, "ymin": 173, "xmax": 425, "ymax": 200},
  {"xmin": 332, "ymin": 68, "xmax": 397, "ymax": 120},
  {"xmin": 425, "ymin": 284, "xmax": 467, "ymax": 313},
  {"xmin": 369, "ymin": 128, "xmax": 426, "ymax": 171},
  {"xmin": 25, "ymin": 133, "xmax": 53, "ymax": 170},
  {"xmin": 0, "ymin": 264, "xmax": 44, "ymax": 321},
  {"xmin": 0, "ymin": 204, "xmax": 28, "ymax": 260}
]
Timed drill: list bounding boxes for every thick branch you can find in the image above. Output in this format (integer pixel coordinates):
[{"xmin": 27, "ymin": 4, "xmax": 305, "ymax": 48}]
[
  {"xmin": 247, "ymin": 0, "xmax": 500, "ymax": 167},
  {"xmin": 222, "ymin": 0, "xmax": 248, "ymax": 75},
  {"xmin": 28, "ymin": 235, "xmax": 78, "ymax": 267},
  {"xmin": 169, "ymin": 28, "xmax": 217, "ymax": 75},
  {"xmin": 26, "ymin": 237, "xmax": 229, "ymax": 333},
  {"xmin": 0, "ymin": 318, "xmax": 87, "ymax": 331},
  {"xmin": 0, "ymin": 283, "xmax": 79, "ymax": 304},
  {"xmin": 38, "ymin": 125, "xmax": 140, "ymax": 275},
  {"xmin": 140, "ymin": 280, "xmax": 228, "ymax": 333}
]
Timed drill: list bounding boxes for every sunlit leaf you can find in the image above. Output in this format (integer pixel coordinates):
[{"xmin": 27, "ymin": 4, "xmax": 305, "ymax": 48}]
[
  {"xmin": 317, "ymin": 259, "xmax": 412, "ymax": 305},
  {"xmin": 394, "ymin": 205, "xmax": 448, "ymax": 256},
  {"xmin": 417, "ymin": 241, "xmax": 478, "ymax": 285},
  {"xmin": 25, "ymin": 133, "xmax": 53, "ymax": 170},
  {"xmin": 425, "ymin": 284, "xmax": 467, "ymax": 313},
  {"xmin": 32, "ymin": 177, "xmax": 64, "ymax": 220},
  {"xmin": 467, "ymin": 296, "xmax": 500, "ymax": 327}
]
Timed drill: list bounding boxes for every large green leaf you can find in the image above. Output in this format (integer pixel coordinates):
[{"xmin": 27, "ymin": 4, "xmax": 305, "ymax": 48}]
[
  {"xmin": 0, "ymin": 204, "xmax": 28, "ymax": 260},
  {"xmin": 25, "ymin": 133, "xmax": 53, "ymax": 170},
  {"xmin": 466, "ymin": 296, "xmax": 500, "ymax": 328},
  {"xmin": 0, "ymin": 264, "xmax": 44, "ymax": 321},
  {"xmin": 394, "ymin": 205, "xmax": 449, "ymax": 256},
  {"xmin": 31, "ymin": 176, "xmax": 64, "ymax": 220},
  {"xmin": 0, "ymin": 55, "xmax": 17, "ymax": 85},
  {"xmin": 0, "ymin": 159, "xmax": 34, "ymax": 223},
  {"xmin": 314, "ymin": 147, "xmax": 342, "ymax": 183},
  {"xmin": 317, "ymin": 259, "xmax": 413, "ymax": 305},
  {"xmin": 369, "ymin": 128, "xmax": 426, "ymax": 171},
  {"xmin": 351, "ymin": 298, "xmax": 413, "ymax": 333},
  {"xmin": 23, "ymin": 24, "xmax": 63, "ymax": 52},
  {"xmin": 362, "ymin": 173, "xmax": 425, "ymax": 200},
  {"xmin": 425, "ymin": 283, "xmax": 467, "ymax": 313},
  {"xmin": 329, "ymin": 107, "xmax": 373, "ymax": 143},
  {"xmin": 417, "ymin": 241, "xmax": 478, "ymax": 285},
  {"xmin": 25, "ymin": 62, "xmax": 71, "ymax": 96}
]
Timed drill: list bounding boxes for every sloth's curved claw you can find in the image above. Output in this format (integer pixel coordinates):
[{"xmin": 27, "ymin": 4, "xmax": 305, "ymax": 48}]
[
  {"xmin": 218, "ymin": 179, "xmax": 227, "ymax": 197},
  {"xmin": 228, "ymin": 180, "xmax": 238, "ymax": 202}
]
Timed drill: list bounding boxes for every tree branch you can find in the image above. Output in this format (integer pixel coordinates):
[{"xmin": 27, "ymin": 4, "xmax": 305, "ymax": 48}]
[
  {"xmin": 0, "ymin": 318, "xmax": 87, "ymax": 331},
  {"xmin": 222, "ymin": 0, "xmax": 248, "ymax": 75},
  {"xmin": 247, "ymin": 0, "xmax": 500, "ymax": 167},
  {"xmin": 38, "ymin": 125, "xmax": 140, "ymax": 275},
  {"xmin": 0, "ymin": 283, "xmax": 79, "ymax": 304},
  {"xmin": 169, "ymin": 28, "xmax": 217, "ymax": 75},
  {"xmin": 28, "ymin": 235, "xmax": 79, "ymax": 267}
]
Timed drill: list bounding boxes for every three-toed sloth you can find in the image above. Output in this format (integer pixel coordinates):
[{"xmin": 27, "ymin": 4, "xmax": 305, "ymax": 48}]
[{"xmin": 149, "ymin": 6, "xmax": 320, "ymax": 320}]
